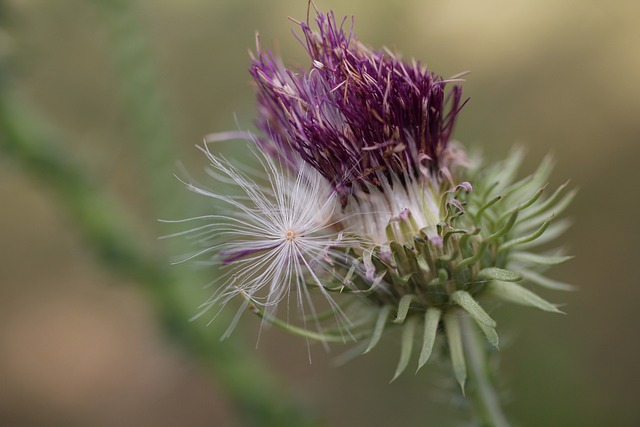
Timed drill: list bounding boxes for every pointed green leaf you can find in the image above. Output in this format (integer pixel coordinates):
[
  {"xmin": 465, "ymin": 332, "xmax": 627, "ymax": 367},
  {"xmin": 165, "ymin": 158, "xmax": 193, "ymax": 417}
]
[
  {"xmin": 517, "ymin": 185, "xmax": 547, "ymax": 211},
  {"xmin": 417, "ymin": 256, "xmax": 431, "ymax": 274},
  {"xmin": 451, "ymin": 292, "xmax": 499, "ymax": 349},
  {"xmin": 477, "ymin": 267, "xmax": 523, "ymax": 282},
  {"xmin": 521, "ymin": 269, "xmax": 576, "ymax": 291},
  {"xmin": 364, "ymin": 305, "xmax": 392, "ymax": 353},
  {"xmin": 487, "ymin": 280, "xmax": 564, "ymax": 313},
  {"xmin": 385, "ymin": 221, "xmax": 399, "ymax": 242},
  {"xmin": 525, "ymin": 153, "xmax": 555, "ymax": 191},
  {"xmin": 243, "ymin": 297, "xmax": 361, "ymax": 342},
  {"xmin": 460, "ymin": 318, "xmax": 510, "ymax": 427},
  {"xmin": 455, "ymin": 241, "xmax": 488, "ymax": 272},
  {"xmin": 451, "ymin": 290, "xmax": 496, "ymax": 327},
  {"xmin": 491, "ymin": 146, "xmax": 526, "ymax": 192},
  {"xmin": 303, "ymin": 300, "xmax": 354, "ymax": 322},
  {"xmin": 502, "ymin": 152, "xmax": 554, "ymax": 202},
  {"xmin": 498, "ymin": 216, "xmax": 553, "ymax": 253},
  {"xmin": 444, "ymin": 312, "xmax": 466, "ymax": 393},
  {"xmin": 511, "ymin": 251, "xmax": 574, "ymax": 266},
  {"xmin": 518, "ymin": 187, "xmax": 577, "ymax": 232},
  {"xmin": 394, "ymin": 294, "xmax": 415, "ymax": 324},
  {"xmin": 403, "ymin": 246, "xmax": 424, "ymax": 285},
  {"xmin": 498, "ymin": 185, "xmax": 546, "ymax": 223},
  {"xmin": 417, "ymin": 308, "xmax": 441, "ymax": 371},
  {"xmin": 520, "ymin": 181, "xmax": 572, "ymax": 222},
  {"xmin": 391, "ymin": 316, "xmax": 418, "ymax": 382},
  {"xmin": 486, "ymin": 209, "xmax": 519, "ymax": 242},
  {"xmin": 391, "ymin": 241, "xmax": 410, "ymax": 273},
  {"xmin": 474, "ymin": 194, "xmax": 503, "ymax": 223},
  {"xmin": 477, "ymin": 322, "xmax": 500, "ymax": 349},
  {"xmin": 517, "ymin": 218, "xmax": 572, "ymax": 249}
]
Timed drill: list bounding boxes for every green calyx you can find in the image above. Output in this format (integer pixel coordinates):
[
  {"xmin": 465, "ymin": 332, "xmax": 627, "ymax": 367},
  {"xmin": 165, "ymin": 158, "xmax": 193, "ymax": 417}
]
[{"xmin": 248, "ymin": 149, "xmax": 574, "ymax": 384}]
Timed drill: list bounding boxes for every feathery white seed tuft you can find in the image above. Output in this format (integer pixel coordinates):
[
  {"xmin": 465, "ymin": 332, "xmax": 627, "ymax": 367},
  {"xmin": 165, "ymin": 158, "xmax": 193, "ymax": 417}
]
[{"xmin": 174, "ymin": 144, "xmax": 357, "ymax": 337}]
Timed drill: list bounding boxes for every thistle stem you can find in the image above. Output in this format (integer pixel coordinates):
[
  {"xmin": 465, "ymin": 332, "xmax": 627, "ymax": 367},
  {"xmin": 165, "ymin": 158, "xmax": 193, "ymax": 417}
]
[
  {"xmin": 0, "ymin": 95, "xmax": 321, "ymax": 427},
  {"xmin": 461, "ymin": 316, "xmax": 511, "ymax": 427},
  {"xmin": 91, "ymin": 0, "xmax": 181, "ymax": 219}
]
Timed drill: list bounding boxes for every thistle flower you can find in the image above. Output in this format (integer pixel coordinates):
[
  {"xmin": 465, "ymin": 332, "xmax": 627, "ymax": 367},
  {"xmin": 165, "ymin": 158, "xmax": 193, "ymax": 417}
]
[
  {"xmin": 166, "ymin": 144, "xmax": 356, "ymax": 338},
  {"xmin": 250, "ymin": 13, "xmax": 465, "ymax": 208},
  {"xmin": 175, "ymin": 10, "xmax": 574, "ymax": 392}
]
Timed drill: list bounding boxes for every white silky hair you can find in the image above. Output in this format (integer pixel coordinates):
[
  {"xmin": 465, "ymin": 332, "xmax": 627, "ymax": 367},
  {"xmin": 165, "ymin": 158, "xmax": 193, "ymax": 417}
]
[
  {"xmin": 340, "ymin": 172, "xmax": 442, "ymax": 245},
  {"xmin": 164, "ymin": 137, "xmax": 448, "ymax": 345},
  {"xmin": 166, "ymin": 143, "xmax": 358, "ymax": 339}
]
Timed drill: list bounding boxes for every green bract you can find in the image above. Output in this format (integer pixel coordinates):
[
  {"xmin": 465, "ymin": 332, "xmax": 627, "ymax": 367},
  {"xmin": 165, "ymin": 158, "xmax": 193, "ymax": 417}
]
[
  {"xmin": 181, "ymin": 12, "xmax": 575, "ymax": 396},
  {"xmin": 247, "ymin": 148, "xmax": 574, "ymax": 387}
]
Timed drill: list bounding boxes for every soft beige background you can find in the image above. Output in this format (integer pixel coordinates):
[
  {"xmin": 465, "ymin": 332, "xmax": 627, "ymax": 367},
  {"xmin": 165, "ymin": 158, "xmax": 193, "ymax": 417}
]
[{"xmin": 1, "ymin": 0, "xmax": 639, "ymax": 425}]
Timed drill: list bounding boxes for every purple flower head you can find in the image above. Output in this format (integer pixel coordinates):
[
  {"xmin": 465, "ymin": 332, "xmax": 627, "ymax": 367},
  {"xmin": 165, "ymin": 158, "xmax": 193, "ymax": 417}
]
[{"xmin": 250, "ymin": 11, "xmax": 467, "ymax": 206}]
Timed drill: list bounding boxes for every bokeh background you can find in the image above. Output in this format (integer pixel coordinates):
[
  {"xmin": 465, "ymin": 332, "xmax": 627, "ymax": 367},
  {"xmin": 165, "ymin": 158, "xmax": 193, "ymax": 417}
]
[{"xmin": 1, "ymin": 0, "xmax": 639, "ymax": 426}]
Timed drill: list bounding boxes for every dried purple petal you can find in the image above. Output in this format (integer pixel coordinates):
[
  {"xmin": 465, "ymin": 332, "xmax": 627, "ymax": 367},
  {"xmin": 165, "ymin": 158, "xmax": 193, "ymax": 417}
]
[{"xmin": 250, "ymin": 11, "xmax": 467, "ymax": 206}]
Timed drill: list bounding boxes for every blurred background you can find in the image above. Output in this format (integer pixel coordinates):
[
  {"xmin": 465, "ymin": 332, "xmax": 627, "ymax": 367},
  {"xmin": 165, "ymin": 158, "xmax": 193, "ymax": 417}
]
[{"xmin": 1, "ymin": 0, "xmax": 639, "ymax": 426}]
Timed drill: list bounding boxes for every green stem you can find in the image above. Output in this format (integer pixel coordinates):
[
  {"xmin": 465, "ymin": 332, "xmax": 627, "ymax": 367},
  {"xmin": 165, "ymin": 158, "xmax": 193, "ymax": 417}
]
[
  {"xmin": 0, "ymin": 95, "xmax": 321, "ymax": 427},
  {"xmin": 461, "ymin": 316, "xmax": 511, "ymax": 427},
  {"xmin": 91, "ymin": 0, "xmax": 181, "ymax": 218}
]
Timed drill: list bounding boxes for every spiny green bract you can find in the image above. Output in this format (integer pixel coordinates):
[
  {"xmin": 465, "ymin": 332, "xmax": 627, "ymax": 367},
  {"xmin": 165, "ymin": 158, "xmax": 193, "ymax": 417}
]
[{"xmin": 248, "ymin": 148, "xmax": 575, "ymax": 387}]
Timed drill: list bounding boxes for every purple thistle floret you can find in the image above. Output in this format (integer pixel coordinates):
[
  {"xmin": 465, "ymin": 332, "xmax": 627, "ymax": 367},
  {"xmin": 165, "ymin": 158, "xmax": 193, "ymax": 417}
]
[{"xmin": 250, "ymin": 11, "xmax": 467, "ymax": 206}]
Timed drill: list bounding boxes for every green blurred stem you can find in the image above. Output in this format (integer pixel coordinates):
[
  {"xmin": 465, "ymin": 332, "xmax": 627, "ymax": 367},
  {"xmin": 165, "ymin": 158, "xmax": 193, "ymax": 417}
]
[
  {"xmin": 0, "ymin": 3, "xmax": 319, "ymax": 425},
  {"xmin": 461, "ymin": 316, "xmax": 511, "ymax": 427},
  {"xmin": 91, "ymin": 0, "xmax": 181, "ymax": 218},
  {"xmin": 0, "ymin": 96, "xmax": 321, "ymax": 427}
]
